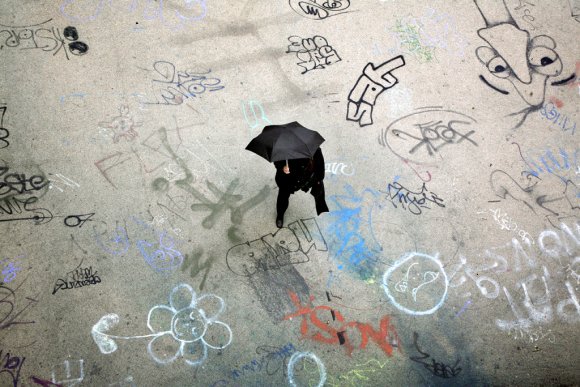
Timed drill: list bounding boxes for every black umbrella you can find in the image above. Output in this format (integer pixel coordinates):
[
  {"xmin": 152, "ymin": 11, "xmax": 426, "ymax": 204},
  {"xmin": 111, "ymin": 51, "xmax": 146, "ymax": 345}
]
[{"xmin": 245, "ymin": 121, "xmax": 325, "ymax": 162}]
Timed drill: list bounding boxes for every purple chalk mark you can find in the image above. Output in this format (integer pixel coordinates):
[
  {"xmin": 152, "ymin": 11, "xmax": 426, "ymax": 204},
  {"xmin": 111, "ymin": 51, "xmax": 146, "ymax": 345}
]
[{"xmin": 455, "ymin": 300, "xmax": 472, "ymax": 318}]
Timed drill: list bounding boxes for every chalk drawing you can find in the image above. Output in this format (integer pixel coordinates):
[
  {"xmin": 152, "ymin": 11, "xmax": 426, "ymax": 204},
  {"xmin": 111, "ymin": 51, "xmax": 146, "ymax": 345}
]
[
  {"xmin": 564, "ymin": 256, "xmax": 580, "ymax": 285},
  {"xmin": 242, "ymin": 100, "xmax": 271, "ymax": 138},
  {"xmin": 0, "ymin": 256, "xmax": 22, "ymax": 283},
  {"xmin": 382, "ymin": 252, "xmax": 448, "ymax": 315},
  {"xmin": 93, "ymin": 217, "xmax": 184, "ymax": 272},
  {"xmin": 325, "ymin": 162, "xmax": 355, "ymax": 176},
  {"xmin": 59, "ymin": 0, "xmax": 206, "ymax": 30},
  {"xmin": 283, "ymin": 292, "xmax": 399, "ymax": 356},
  {"xmin": 325, "ymin": 184, "xmax": 383, "ymax": 281},
  {"xmin": 48, "ymin": 173, "xmax": 80, "ymax": 193},
  {"xmin": 51, "ymin": 359, "xmax": 84, "ymax": 387},
  {"xmin": 92, "ymin": 284, "xmax": 232, "ymax": 366},
  {"xmin": 324, "ymin": 359, "xmax": 388, "ymax": 386},
  {"xmin": 508, "ymin": 325, "xmax": 556, "ymax": 344},
  {"xmin": 287, "ymin": 351, "xmax": 326, "ymax": 387},
  {"xmin": 488, "ymin": 208, "xmax": 534, "ymax": 244},
  {"xmin": 496, "ymin": 267, "xmax": 580, "ymax": 330}
]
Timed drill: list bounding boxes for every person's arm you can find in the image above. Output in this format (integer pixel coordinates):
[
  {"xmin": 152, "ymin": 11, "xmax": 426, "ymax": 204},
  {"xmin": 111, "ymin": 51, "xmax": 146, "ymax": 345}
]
[
  {"xmin": 274, "ymin": 160, "xmax": 290, "ymax": 174},
  {"xmin": 313, "ymin": 148, "xmax": 325, "ymax": 181}
]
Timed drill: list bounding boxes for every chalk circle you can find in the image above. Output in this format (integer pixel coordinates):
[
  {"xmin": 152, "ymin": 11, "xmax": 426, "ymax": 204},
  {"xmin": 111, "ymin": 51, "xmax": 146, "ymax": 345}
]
[
  {"xmin": 171, "ymin": 307, "xmax": 206, "ymax": 342},
  {"xmin": 287, "ymin": 351, "xmax": 326, "ymax": 387},
  {"xmin": 382, "ymin": 252, "xmax": 449, "ymax": 316}
]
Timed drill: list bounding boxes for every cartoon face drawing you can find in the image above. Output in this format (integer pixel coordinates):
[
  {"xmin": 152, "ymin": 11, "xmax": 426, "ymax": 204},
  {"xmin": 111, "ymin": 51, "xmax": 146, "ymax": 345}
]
[
  {"xmin": 98, "ymin": 104, "xmax": 141, "ymax": 143},
  {"xmin": 473, "ymin": 0, "xmax": 576, "ymax": 127},
  {"xmin": 394, "ymin": 261, "xmax": 440, "ymax": 302}
]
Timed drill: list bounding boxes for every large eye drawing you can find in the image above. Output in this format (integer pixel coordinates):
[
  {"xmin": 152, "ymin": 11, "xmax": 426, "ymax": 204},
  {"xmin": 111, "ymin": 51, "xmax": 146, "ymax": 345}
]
[
  {"xmin": 528, "ymin": 46, "xmax": 562, "ymax": 76},
  {"xmin": 487, "ymin": 56, "xmax": 511, "ymax": 78}
]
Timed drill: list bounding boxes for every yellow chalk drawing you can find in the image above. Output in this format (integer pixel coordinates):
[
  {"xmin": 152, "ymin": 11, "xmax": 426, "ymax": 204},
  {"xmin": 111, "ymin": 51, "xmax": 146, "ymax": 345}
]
[{"xmin": 308, "ymin": 359, "xmax": 388, "ymax": 387}]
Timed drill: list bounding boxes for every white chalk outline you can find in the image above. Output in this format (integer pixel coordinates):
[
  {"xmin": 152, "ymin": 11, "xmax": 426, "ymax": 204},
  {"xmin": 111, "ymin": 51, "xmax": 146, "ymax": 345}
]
[
  {"xmin": 287, "ymin": 352, "xmax": 326, "ymax": 387},
  {"xmin": 382, "ymin": 252, "xmax": 448, "ymax": 315}
]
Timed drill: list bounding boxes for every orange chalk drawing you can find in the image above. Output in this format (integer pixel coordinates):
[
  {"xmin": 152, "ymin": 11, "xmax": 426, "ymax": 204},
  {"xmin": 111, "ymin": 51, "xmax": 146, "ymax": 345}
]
[{"xmin": 283, "ymin": 292, "xmax": 400, "ymax": 356}]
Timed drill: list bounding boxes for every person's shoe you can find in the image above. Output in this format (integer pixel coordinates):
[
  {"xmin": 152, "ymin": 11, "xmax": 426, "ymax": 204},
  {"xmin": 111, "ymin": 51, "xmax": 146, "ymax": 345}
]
[{"xmin": 276, "ymin": 216, "xmax": 283, "ymax": 228}]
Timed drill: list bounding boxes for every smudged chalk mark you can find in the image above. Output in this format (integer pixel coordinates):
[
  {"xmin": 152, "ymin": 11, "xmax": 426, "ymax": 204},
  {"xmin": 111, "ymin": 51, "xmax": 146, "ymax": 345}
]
[{"xmin": 455, "ymin": 300, "xmax": 472, "ymax": 318}]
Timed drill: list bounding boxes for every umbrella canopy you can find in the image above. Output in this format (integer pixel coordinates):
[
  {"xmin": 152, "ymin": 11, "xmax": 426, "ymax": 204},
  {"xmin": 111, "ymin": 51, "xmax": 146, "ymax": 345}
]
[{"xmin": 245, "ymin": 121, "xmax": 325, "ymax": 162}]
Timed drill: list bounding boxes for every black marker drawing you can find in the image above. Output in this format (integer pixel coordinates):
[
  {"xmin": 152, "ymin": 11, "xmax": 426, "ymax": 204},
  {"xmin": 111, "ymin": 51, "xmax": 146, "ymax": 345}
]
[
  {"xmin": 490, "ymin": 169, "xmax": 580, "ymax": 227},
  {"xmin": 52, "ymin": 260, "xmax": 101, "ymax": 295},
  {"xmin": 0, "ymin": 349, "xmax": 26, "ymax": 387},
  {"xmin": 410, "ymin": 332, "xmax": 462, "ymax": 378},
  {"xmin": 380, "ymin": 107, "xmax": 478, "ymax": 165},
  {"xmin": 286, "ymin": 35, "xmax": 341, "ymax": 74},
  {"xmin": 0, "ymin": 107, "xmax": 9, "ymax": 149},
  {"xmin": 0, "ymin": 277, "xmax": 38, "ymax": 332},
  {"xmin": 0, "ymin": 165, "xmax": 49, "ymax": 198},
  {"xmin": 0, "ymin": 196, "xmax": 53, "ymax": 225},
  {"xmin": 289, "ymin": 0, "xmax": 351, "ymax": 20},
  {"xmin": 380, "ymin": 181, "xmax": 445, "ymax": 215},
  {"xmin": 0, "ymin": 19, "xmax": 88, "ymax": 59},
  {"xmin": 347, "ymin": 56, "xmax": 405, "ymax": 127},
  {"xmin": 64, "ymin": 213, "xmax": 95, "ymax": 228},
  {"xmin": 473, "ymin": 0, "xmax": 576, "ymax": 128}
]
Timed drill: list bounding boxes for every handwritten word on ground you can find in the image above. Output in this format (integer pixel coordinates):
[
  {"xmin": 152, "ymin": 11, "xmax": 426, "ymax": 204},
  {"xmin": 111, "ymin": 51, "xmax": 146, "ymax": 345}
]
[
  {"xmin": 286, "ymin": 35, "xmax": 341, "ymax": 74},
  {"xmin": 381, "ymin": 107, "xmax": 478, "ymax": 164},
  {"xmin": 283, "ymin": 292, "xmax": 399, "ymax": 356},
  {"xmin": 380, "ymin": 180, "xmax": 445, "ymax": 215},
  {"xmin": 143, "ymin": 61, "xmax": 224, "ymax": 106},
  {"xmin": 226, "ymin": 217, "xmax": 327, "ymax": 277},
  {"xmin": 0, "ymin": 20, "xmax": 88, "ymax": 59},
  {"xmin": 52, "ymin": 262, "xmax": 101, "ymax": 295}
]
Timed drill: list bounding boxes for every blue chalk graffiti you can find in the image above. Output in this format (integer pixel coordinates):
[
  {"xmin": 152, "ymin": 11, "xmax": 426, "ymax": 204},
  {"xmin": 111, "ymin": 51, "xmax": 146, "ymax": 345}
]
[
  {"xmin": 524, "ymin": 147, "xmax": 580, "ymax": 198},
  {"xmin": 324, "ymin": 184, "xmax": 383, "ymax": 280}
]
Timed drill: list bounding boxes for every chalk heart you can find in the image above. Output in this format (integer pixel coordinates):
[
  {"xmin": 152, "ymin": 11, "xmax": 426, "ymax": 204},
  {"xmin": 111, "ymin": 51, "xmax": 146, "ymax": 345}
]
[{"xmin": 92, "ymin": 313, "xmax": 120, "ymax": 354}]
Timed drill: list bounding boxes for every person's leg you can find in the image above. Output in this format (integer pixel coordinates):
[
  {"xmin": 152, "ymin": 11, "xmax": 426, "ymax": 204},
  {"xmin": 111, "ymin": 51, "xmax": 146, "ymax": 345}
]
[
  {"xmin": 276, "ymin": 189, "xmax": 291, "ymax": 227},
  {"xmin": 311, "ymin": 182, "xmax": 329, "ymax": 215}
]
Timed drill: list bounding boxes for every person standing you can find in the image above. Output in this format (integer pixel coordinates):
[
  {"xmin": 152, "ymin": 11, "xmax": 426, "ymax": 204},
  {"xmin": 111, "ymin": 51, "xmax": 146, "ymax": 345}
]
[{"xmin": 274, "ymin": 147, "xmax": 329, "ymax": 228}]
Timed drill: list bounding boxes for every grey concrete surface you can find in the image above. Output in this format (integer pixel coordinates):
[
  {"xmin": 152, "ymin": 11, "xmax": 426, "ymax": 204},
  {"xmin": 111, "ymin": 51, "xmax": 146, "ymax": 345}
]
[{"xmin": 0, "ymin": 0, "xmax": 579, "ymax": 386}]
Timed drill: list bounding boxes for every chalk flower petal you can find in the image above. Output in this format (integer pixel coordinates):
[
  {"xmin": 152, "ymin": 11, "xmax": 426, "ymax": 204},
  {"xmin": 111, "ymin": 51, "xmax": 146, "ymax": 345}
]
[
  {"xmin": 147, "ymin": 305, "xmax": 174, "ymax": 334},
  {"xmin": 195, "ymin": 294, "xmax": 225, "ymax": 322},
  {"xmin": 181, "ymin": 340, "xmax": 208, "ymax": 366},
  {"xmin": 170, "ymin": 283, "xmax": 196, "ymax": 311},
  {"xmin": 202, "ymin": 321, "xmax": 233, "ymax": 350},
  {"xmin": 148, "ymin": 332, "xmax": 181, "ymax": 364}
]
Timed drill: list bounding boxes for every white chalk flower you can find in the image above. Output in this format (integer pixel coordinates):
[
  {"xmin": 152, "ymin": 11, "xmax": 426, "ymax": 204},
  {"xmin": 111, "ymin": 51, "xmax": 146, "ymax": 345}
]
[
  {"xmin": 147, "ymin": 284, "xmax": 232, "ymax": 366},
  {"xmin": 92, "ymin": 284, "xmax": 232, "ymax": 367}
]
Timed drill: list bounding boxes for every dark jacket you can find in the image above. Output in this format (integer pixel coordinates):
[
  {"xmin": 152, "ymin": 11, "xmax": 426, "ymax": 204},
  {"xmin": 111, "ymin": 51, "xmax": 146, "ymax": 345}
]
[{"xmin": 274, "ymin": 147, "xmax": 325, "ymax": 193}]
